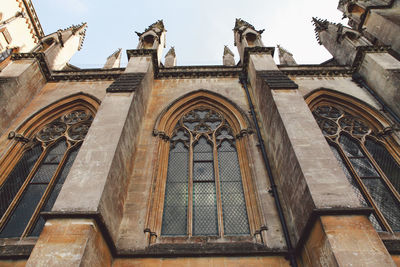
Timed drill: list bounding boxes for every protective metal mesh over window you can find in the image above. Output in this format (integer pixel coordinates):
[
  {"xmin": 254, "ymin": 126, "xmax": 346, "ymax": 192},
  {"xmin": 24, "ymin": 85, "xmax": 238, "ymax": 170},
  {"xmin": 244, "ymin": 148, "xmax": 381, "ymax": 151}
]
[
  {"xmin": 313, "ymin": 105, "xmax": 400, "ymax": 232},
  {"xmin": 161, "ymin": 108, "xmax": 250, "ymax": 237},
  {"xmin": 0, "ymin": 109, "xmax": 93, "ymax": 238}
]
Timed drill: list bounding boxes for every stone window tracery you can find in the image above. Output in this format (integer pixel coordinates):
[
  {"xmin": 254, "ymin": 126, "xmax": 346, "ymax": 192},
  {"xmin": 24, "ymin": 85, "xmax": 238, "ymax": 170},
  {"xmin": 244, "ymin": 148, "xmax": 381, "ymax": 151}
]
[
  {"xmin": 161, "ymin": 108, "xmax": 250, "ymax": 237},
  {"xmin": 313, "ymin": 105, "xmax": 400, "ymax": 232},
  {"xmin": 0, "ymin": 109, "xmax": 93, "ymax": 238},
  {"xmin": 147, "ymin": 92, "xmax": 263, "ymax": 245}
]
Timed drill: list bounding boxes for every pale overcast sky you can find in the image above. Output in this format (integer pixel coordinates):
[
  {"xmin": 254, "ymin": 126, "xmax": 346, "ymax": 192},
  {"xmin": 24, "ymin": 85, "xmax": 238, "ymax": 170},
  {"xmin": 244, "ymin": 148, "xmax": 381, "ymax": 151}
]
[{"xmin": 33, "ymin": 0, "xmax": 347, "ymax": 68}]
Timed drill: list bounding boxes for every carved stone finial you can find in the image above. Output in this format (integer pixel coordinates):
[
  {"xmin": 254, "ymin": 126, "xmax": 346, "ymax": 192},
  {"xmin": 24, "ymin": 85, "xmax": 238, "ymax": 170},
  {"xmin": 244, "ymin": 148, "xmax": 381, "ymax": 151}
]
[
  {"xmin": 224, "ymin": 45, "xmax": 234, "ymax": 56},
  {"xmin": 223, "ymin": 45, "xmax": 235, "ymax": 66},
  {"xmin": 277, "ymin": 45, "xmax": 297, "ymax": 65},
  {"xmin": 234, "ymin": 18, "xmax": 264, "ymax": 34},
  {"xmin": 165, "ymin": 46, "xmax": 175, "ymax": 57},
  {"xmin": 104, "ymin": 48, "xmax": 122, "ymax": 69},
  {"xmin": 312, "ymin": 17, "xmax": 329, "ymax": 33},
  {"xmin": 165, "ymin": 47, "xmax": 176, "ymax": 67},
  {"xmin": 136, "ymin": 19, "xmax": 165, "ymax": 37}
]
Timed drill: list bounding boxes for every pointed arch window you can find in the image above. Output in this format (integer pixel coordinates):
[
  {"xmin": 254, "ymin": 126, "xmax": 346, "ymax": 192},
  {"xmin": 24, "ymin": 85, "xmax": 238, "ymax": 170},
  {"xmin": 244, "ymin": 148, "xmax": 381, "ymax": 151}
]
[
  {"xmin": 161, "ymin": 108, "xmax": 250, "ymax": 237},
  {"xmin": 312, "ymin": 105, "xmax": 400, "ymax": 232},
  {"xmin": 0, "ymin": 109, "xmax": 94, "ymax": 238}
]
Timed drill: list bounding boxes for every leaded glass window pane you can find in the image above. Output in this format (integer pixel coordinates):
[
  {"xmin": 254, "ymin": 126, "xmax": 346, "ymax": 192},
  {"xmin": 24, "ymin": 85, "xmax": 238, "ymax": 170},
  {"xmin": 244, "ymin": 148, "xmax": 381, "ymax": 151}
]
[
  {"xmin": 30, "ymin": 146, "xmax": 81, "ymax": 237},
  {"xmin": 365, "ymin": 139, "xmax": 400, "ymax": 194},
  {"xmin": 193, "ymin": 137, "xmax": 217, "ymax": 236},
  {"xmin": 0, "ymin": 145, "xmax": 42, "ymax": 217},
  {"xmin": 363, "ymin": 179, "xmax": 400, "ymax": 231},
  {"xmin": 0, "ymin": 109, "xmax": 93, "ymax": 238},
  {"xmin": 313, "ymin": 105, "xmax": 400, "ymax": 232},
  {"xmin": 161, "ymin": 139, "xmax": 189, "ymax": 236},
  {"xmin": 218, "ymin": 140, "xmax": 250, "ymax": 235},
  {"xmin": 161, "ymin": 108, "xmax": 250, "ymax": 238}
]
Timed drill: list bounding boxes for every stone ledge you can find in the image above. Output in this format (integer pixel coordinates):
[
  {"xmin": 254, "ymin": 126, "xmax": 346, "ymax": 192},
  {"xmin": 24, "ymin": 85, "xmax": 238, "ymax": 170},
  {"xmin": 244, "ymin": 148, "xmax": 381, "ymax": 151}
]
[{"xmin": 0, "ymin": 238, "xmax": 36, "ymax": 259}]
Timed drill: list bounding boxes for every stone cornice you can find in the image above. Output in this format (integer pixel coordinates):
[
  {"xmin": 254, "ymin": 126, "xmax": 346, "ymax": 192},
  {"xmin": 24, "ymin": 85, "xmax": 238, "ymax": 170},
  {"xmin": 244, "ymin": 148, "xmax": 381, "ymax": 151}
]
[
  {"xmin": 279, "ymin": 65, "xmax": 354, "ymax": 76},
  {"xmin": 11, "ymin": 52, "xmax": 123, "ymax": 81},
  {"xmin": 157, "ymin": 65, "xmax": 241, "ymax": 79},
  {"xmin": 352, "ymin": 45, "xmax": 391, "ymax": 70}
]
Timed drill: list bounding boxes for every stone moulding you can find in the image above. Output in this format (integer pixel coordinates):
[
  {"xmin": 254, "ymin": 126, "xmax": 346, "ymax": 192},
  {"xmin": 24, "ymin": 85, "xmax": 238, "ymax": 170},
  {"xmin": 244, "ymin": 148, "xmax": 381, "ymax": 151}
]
[
  {"xmin": 11, "ymin": 52, "xmax": 123, "ymax": 81},
  {"xmin": 158, "ymin": 66, "xmax": 242, "ymax": 79},
  {"xmin": 280, "ymin": 65, "xmax": 354, "ymax": 76}
]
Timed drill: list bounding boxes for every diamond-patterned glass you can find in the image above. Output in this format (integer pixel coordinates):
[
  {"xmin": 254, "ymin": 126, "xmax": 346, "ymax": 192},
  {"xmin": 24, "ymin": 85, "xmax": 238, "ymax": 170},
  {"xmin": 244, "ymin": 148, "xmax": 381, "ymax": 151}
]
[
  {"xmin": 193, "ymin": 182, "xmax": 218, "ymax": 236},
  {"xmin": 31, "ymin": 141, "xmax": 67, "ymax": 183},
  {"xmin": 30, "ymin": 146, "xmax": 81, "ymax": 237},
  {"xmin": 218, "ymin": 140, "xmax": 250, "ymax": 235},
  {"xmin": 0, "ymin": 109, "xmax": 94, "ymax": 238},
  {"xmin": 0, "ymin": 145, "xmax": 42, "ymax": 217},
  {"xmin": 161, "ymin": 141, "xmax": 189, "ymax": 236},
  {"xmin": 363, "ymin": 179, "xmax": 400, "ymax": 231},
  {"xmin": 365, "ymin": 139, "xmax": 400, "ymax": 194},
  {"xmin": 329, "ymin": 145, "xmax": 367, "ymax": 206},
  {"xmin": 161, "ymin": 108, "xmax": 250, "ymax": 237}
]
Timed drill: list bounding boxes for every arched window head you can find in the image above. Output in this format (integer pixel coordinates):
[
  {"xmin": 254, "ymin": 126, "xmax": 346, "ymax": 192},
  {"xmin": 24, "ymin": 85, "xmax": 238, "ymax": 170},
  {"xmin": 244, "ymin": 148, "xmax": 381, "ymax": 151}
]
[
  {"xmin": 147, "ymin": 91, "xmax": 262, "ymax": 244},
  {"xmin": 0, "ymin": 97, "xmax": 98, "ymax": 238},
  {"xmin": 161, "ymin": 108, "xmax": 250, "ymax": 237},
  {"xmin": 312, "ymin": 105, "xmax": 400, "ymax": 232}
]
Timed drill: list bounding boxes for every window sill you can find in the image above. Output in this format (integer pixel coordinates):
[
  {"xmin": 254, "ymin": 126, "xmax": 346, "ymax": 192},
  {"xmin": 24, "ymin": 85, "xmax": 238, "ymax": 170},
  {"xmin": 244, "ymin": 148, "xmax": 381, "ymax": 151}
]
[
  {"xmin": 117, "ymin": 241, "xmax": 286, "ymax": 257},
  {"xmin": 0, "ymin": 237, "xmax": 36, "ymax": 258}
]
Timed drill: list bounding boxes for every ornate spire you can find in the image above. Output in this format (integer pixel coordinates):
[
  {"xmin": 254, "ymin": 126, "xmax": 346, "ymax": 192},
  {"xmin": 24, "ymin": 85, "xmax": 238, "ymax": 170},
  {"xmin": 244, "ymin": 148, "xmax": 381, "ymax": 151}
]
[
  {"xmin": 234, "ymin": 18, "xmax": 264, "ymax": 34},
  {"xmin": 59, "ymin": 22, "xmax": 87, "ymax": 50},
  {"xmin": 277, "ymin": 45, "xmax": 297, "ymax": 65},
  {"xmin": 135, "ymin": 19, "xmax": 165, "ymax": 37},
  {"xmin": 312, "ymin": 17, "xmax": 330, "ymax": 45}
]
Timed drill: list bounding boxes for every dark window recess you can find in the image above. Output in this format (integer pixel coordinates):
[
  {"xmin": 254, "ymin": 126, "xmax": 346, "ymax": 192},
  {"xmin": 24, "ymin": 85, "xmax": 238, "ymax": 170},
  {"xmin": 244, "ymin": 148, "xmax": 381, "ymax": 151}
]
[
  {"xmin": 0, "ymin": 145, "xmax": 42, "ymax": 218},
  {"xmin": 30, "ymin": 146, "xmax": 80, "ymax": 237}
]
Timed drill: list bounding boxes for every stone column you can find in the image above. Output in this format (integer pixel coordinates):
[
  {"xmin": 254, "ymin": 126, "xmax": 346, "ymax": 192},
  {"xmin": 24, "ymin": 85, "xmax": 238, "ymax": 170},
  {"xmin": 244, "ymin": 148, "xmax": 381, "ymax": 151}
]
[
  {"xmin": 245, "ymin": 48, "xmax": 395, "ymax": 265},
  {"xmin": 26, "ymin": 50, "xmax": 155, "ymax": 266}
]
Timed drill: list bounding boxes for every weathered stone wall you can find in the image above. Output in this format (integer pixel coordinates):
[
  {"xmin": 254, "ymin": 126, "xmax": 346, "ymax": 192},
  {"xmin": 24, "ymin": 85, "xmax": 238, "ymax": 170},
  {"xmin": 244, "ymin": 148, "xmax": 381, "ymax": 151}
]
[
  {"xmin": 116, "ymin": 76, "xmax": 286, "ymax": 252},
  {"xmin": 365, "ymin": 8, "xmax": 400, "ymax": 55},
  {"xmin": 301, "ymin": 216, "xmax": 396, "ymax": 266},
  {"xmin": 0, "ymin": 79, "xmax": 111, "ymax": 158},
  {"xmin": 359, "ymin": 52, "xmax": 400, "ymax": 116},
  {"xmin": 292, "ymin": 76, "xmax": 382, "ymax": 110},
  {"xmin": 26, "ymin": 219, "xmax": 112, "ymax": 267},
  {"xmin": 0, "ymin": 60, "xmax": 46, "ymax": 137}
]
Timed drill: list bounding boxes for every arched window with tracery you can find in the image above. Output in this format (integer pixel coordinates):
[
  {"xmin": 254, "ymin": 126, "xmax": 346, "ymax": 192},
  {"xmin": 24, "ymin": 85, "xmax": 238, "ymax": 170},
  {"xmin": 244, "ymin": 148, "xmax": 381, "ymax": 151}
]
[
  {"xmin": 146, "ymin": 91, "xmax": 262, "ymax": 244},
  {"xmin": 161, "ymin": 108, "xmax": 250, "ymax": 237},
  {"xmin": 0, "ymin": 96, "xmax": 98, "ymax": 238},
  {"xmin": 312, "ymin": 104, "xmax": 400, "ymax": 232}
]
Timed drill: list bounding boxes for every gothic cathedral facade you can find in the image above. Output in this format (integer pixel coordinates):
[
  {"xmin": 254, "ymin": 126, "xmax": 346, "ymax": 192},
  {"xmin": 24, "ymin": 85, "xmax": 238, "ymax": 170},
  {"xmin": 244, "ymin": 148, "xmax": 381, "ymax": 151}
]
[{"xmin": 0, "ymin": 0, "xmax": 400, "ymax": 266}]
